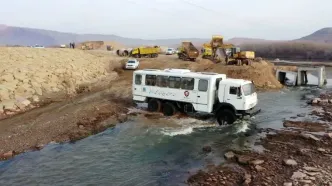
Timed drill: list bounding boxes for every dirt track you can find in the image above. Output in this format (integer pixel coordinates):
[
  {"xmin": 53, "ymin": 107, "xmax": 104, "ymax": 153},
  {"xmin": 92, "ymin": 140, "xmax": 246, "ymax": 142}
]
[{"xmin": 0, "ymin": 48, "xmax": 296, "ymax": 160}]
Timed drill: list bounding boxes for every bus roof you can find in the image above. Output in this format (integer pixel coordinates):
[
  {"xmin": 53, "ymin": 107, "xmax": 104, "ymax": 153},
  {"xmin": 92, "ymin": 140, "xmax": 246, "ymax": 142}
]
[
  {"xmin": 134, "ymin": 68, "xmax": 226, "ymax": 79},
  {"xmin": 222, "ymin": 78, "xmax": 252, "ymax": 85}
]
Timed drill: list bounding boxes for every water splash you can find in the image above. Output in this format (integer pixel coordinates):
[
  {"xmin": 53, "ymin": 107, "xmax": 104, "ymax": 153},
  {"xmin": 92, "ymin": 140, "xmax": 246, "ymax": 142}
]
[
  {"xmin": 160, "ymin": 117, "xmax": 217, "ymax": 136},
  {"xmin": 233, "ymin": 120, "xmax": 251, "ymax": 134},
  {"xmin": 161, "ymin": 127, "xmax": 194, "ymax": 136}
]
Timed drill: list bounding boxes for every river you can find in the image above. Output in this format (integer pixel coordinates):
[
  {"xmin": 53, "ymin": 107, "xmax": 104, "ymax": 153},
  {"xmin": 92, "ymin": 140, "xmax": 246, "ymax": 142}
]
[{"xmin": 0, "ymin": 71, "xmax": 331, "ymax": 186}]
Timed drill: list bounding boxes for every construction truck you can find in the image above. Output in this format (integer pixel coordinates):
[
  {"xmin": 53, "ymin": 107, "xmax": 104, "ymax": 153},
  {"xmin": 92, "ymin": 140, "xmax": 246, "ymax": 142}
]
[
  {"xmin": 177, "ymin": 41, "xmax": 199, "ymax": 61},
  {"xmin": 206, "ymin": 35, "xmax": 255, "ymax": 65},
  {"xmin": 117, "ymin": 46, "xmax": 160, "ymax": 58},
  {"xmin": 131, "ymin": 46, "xmax": 160, "ymax": 58},
  {"xmin": 201, "ymin": 43, "xmax": 212, "ymax": 59}
]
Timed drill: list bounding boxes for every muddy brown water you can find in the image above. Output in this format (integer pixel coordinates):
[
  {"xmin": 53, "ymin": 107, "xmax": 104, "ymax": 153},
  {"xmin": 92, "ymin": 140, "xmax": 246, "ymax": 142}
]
[{"xmin": 0, "ymin": 70, "xmax": 331, "ymax": 186}]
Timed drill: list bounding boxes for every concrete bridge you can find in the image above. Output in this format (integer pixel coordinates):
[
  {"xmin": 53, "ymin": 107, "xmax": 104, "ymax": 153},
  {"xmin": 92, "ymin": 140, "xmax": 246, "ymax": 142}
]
[{"xmin": 276, "ymin": 66, "xmax": 327, "ymax": 87}]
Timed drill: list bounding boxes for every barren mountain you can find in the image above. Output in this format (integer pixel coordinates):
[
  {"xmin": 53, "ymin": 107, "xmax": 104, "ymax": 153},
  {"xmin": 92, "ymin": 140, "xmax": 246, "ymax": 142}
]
[
  {"xmin": 0, "ymin": 24, "xmax": 208, "ymax": 47},
  {"xmin": 1, "ymin": 24, "xmax": 331, "ymax": 47},
  {"xmin": 297, "ymin": 27, "xmax": 332, "ymax": 44}
]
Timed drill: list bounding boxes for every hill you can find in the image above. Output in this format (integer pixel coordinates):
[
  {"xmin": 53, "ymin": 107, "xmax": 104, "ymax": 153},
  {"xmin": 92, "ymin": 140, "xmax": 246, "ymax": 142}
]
[
  {"xmin": 1, "ymin": 24, "xmax": 332, "ymax": 47},
  {"xmin": 297, "ymin": 27, "xmax": 332, "ymax": 44},
  {"xmin": 0, "ymin": 24, "xmax": 208, "ymax": 47}
]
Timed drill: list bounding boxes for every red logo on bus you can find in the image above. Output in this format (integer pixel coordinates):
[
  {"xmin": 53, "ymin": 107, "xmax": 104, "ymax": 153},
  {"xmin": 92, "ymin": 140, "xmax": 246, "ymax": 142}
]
[{"xmin": 184, "ymin": 91, "xmax": 189, "ymax": 97}]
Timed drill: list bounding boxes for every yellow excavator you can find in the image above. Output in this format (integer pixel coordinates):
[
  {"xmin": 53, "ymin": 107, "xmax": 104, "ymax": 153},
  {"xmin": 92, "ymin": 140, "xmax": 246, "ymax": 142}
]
[{"xmin": 202, "ymin": 35, "xmax": 255, "ymax": 65}]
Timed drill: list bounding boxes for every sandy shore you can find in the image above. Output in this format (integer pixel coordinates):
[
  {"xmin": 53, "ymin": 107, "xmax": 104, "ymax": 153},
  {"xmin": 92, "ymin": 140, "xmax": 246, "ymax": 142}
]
[{"xmin": 188, "ymin": 92, "xmax": 332, "ymax": 186}]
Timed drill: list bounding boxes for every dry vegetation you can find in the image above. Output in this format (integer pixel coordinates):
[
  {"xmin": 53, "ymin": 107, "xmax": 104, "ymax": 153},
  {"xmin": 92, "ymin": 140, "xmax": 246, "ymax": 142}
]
[{"xmin": 241, "ymin": 41, "xmax": 332, "ymax": 61}]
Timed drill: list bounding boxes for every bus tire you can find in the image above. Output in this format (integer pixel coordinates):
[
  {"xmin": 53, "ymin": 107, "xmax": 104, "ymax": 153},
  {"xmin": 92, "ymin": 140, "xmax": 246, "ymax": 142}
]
[
  {"xmin": 216, "ymin": 109, "xmax": 236, "ymax": 125},
  {"xmin": 148, "ymin": 99, "xmax": 162, "ymax": 112},
  {"xmin": 163, "ymin": 102, "xmax": 177, "ymax": 116}
]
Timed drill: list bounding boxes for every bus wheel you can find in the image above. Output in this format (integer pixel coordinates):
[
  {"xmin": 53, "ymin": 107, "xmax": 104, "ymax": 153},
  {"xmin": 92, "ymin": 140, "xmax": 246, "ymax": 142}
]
[
  {"xmin": 148, "ymin": 99, "xmax": 162, "ymax": 112},
  {"xmin": 216, "ymin": 109, "xmax": 236, "ymax": 125},
  {"xmin": 163, "ymin": 102, "xmax": 177, "ymax": 116}
]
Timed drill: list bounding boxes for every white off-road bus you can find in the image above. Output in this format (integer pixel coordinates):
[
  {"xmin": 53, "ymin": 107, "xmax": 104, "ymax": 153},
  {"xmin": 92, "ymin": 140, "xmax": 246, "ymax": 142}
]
[{"xmin": 132, "ymin": 68, "xmax": 260, "ymax": 125}]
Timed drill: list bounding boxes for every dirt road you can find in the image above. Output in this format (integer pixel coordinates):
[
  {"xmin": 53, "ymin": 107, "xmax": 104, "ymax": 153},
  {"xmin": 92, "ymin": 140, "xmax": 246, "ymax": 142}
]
[{"xmin": 0, "ymin": 77, "xmax": 133, "ymax": 158}]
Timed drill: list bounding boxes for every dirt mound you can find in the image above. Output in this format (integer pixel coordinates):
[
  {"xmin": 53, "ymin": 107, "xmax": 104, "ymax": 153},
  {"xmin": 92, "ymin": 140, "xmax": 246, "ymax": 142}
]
[{"xmin": 0, "ymin": 47, "xmax": 121, "ymax": 115}]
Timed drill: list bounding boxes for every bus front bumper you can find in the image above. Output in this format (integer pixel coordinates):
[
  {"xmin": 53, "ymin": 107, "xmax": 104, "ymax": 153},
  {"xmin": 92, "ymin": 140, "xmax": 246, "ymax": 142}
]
[
  {"xmin": 246, "ymin": 107, "xmax": 261, "ymax": 117},
  {"xmin": 236, "ymin": 107, "xmax": 261, "ymax": 118}
]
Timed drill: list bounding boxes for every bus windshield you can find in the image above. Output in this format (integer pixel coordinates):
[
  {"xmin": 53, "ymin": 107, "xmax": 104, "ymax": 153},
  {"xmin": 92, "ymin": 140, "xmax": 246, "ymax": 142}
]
[{"xmin": 242, "ymin": 83, "xmax": 255, "ymax": 96}]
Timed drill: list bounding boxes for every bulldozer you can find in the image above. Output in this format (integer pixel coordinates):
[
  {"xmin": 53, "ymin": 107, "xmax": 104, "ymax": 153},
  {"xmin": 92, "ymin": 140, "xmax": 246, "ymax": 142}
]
[{"xmin": 203, "ymin": 35, "xmax": 255, "ymax": 65}]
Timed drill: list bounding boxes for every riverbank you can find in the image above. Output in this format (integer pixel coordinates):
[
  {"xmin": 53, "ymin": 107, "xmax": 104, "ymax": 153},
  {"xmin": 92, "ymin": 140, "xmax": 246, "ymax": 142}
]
[
  {"xmin": 0, "ymin": 47, "xmax": 298, "ymax": 161},
  {"xmin": 188, "ymin": 91, "xmax": 332, "ymax": 186},
  {"xmin": 0, "ymin": 78, "xmax": 133, "ymax": 160}
]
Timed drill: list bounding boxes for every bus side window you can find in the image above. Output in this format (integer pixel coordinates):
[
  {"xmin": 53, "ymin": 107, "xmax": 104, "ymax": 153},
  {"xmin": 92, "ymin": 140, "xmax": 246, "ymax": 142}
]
[
  {"xmin": 168, "ymin": 76, "xmax": 181, "ymax": 89},
  {"xmin": 181, "ymin": 77, "xmax": 194, "ymax": 90},
  {"xmin": 146, "ymin": 75, "xmax": 156, "ymax": 86}
]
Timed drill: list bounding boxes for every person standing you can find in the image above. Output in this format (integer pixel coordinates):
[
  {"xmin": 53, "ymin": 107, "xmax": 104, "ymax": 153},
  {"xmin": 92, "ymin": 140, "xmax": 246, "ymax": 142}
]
[{"xmin": 72, "ymin": 42, "xmax": 75, "ymax": 49}]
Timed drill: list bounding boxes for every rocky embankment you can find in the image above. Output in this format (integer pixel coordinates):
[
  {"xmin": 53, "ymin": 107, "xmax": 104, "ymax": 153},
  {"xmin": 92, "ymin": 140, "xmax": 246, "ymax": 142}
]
[
  {"xmin": 188, "ymin": 92, "xmax": 332, "ymax": 186},
  {"xmin": 0, "ymin": 47, "xmax": 120, "ymax": 119}
]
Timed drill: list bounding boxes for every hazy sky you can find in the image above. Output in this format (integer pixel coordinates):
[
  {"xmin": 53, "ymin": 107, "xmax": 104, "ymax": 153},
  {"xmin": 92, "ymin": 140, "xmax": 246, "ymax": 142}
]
[{"xmin": 0, "ymin": 0, "xmax": 331, "ymax": 40}]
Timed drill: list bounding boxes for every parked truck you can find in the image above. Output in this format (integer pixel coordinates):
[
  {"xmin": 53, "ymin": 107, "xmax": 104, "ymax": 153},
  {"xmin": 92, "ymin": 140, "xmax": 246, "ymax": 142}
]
[
  {"xmin": 177, "ymin": 42, "xmax": 199, "ymax": 61},
  {"xmin": 117, "ymin": 46, "xmax": 160, "ymax": 58},
  {"xmin": 132, "ymin": 68, "xmax": 260, "ymax": 125},
  {"xmin": 131, "ymin": 46, "xmax": 160, "ymax": 58}
]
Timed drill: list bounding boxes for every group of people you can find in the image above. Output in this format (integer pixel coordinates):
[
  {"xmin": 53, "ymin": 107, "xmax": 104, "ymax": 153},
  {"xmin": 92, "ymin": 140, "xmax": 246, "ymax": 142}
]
[{"xmin": 69, "ymin": 42, "xmax": 75, "ymax": 49}]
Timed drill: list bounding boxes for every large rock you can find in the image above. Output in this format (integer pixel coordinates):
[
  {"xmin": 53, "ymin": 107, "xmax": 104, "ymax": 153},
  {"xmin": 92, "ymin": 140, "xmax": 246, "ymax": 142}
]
[
  {"xmin": 237, "ymin": 155, "xmax": 251, "ymax": 165},
  {"xmin": 311, "ymin": 98, "xmax": 321, "ymax": 104},
  {"xmin": 1, "ymin": 150, "xmax": 14, "ymax": 159},
  {"xmin": 291, "ymin": 171, "xmax": 306, "ymax": 180},
  {"xmin": 303, "ymin": 167, "xmax": 320, "ymax": 172},
  {"xmin": 250, "ymin": 159, "xmax": 265, "ymax": 165},
  {"xmin": 320, "ymin": 99, "xmax": 329, "ymax": 104},
  {"xmin": 283, "ymin": 159, "xmax": 298, "ymax": 166},
  {"xmin": 224, "ymin": 151, "xmax": 235, "ymax": 160},
  {"xmin": 301, "ymin": 133, "xmax": 320, "ymax": 141},
  {"xmin": 255, "ymin": 165, "xmax": 265, "ymax": 171},
  {"xmin": 325, "ymin": 132, "xmax": 332, "ymax": 139}
]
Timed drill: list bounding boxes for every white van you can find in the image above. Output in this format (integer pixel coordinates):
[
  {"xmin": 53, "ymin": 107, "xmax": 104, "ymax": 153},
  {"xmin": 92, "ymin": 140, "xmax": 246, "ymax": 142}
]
[
  {"xmin": 166, "ymin": 48, "xmax": 175, "ymax": 55},
  {"xmin": 132, "ymin": 68, "xmax": 260, "ymax": 125},
  {"xmin": 125, "ymin": 59, "xmax": 140, "ymax": 70}
]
